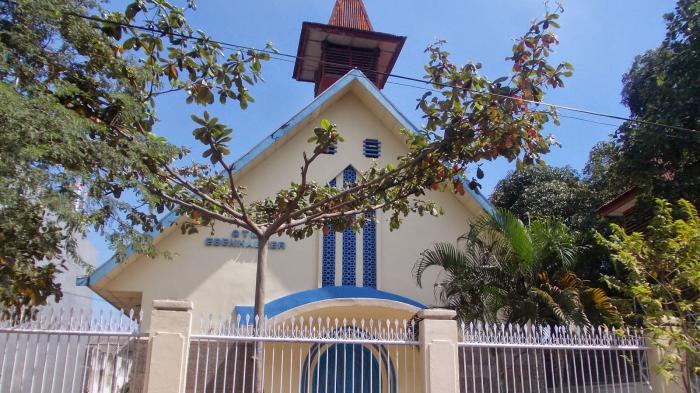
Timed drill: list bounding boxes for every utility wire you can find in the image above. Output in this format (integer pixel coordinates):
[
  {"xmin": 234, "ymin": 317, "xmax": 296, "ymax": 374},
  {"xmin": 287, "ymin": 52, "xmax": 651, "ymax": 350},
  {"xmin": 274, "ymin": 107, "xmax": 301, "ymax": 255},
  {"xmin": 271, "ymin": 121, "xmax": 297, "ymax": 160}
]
[
  {"xmin": 386, "ymin": 80, "xmax": 698, "ymax": 141},
  {"xmin": 4, "ymin": 0, "xmax": 698, "ymax": 135}
]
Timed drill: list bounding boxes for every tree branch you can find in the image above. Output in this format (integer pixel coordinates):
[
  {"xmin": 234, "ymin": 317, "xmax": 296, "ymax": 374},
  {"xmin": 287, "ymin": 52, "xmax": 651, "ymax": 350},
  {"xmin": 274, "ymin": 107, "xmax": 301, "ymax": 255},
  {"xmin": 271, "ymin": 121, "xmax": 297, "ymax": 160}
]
[
  {"xmin": 281, "ymin": 187, "xmax": 423, "ymax": 232},
  {"xmin": 288, "ymin": 146, "xmax": 438, "ymax": 221},
  {"xmin": 212, "ymin": 149, "xmax": 260, "ymax": 235},
  {"xmin": 154, "ymin": 188, "xmax": 250, "ymax": 228},
  {"xmin": 266, "ymin": 147, "xmax": 325, "ymax": 237},
  {"xmin": 160, "ymin": 164, "xmax": 245, "ymax": 221}
]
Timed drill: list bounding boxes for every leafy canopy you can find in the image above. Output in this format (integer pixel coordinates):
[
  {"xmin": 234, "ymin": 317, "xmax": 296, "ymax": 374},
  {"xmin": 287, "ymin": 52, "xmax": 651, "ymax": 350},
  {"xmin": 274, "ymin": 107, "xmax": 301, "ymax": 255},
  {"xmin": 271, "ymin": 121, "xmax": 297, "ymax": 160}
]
[
  {"xmin": 599, "ymin": 199, "xmax": 700, "ymax": 388},
  {"xmin": 490, "ymin": 164, "xmax": 600, "ymax": 231},
  {"xmin": 610, "ymin": 0, "xmax": 700, "ymax": 209},
  {"xmin": 0, "ymin": 0, "xmax": 269, "ymax": 310}
]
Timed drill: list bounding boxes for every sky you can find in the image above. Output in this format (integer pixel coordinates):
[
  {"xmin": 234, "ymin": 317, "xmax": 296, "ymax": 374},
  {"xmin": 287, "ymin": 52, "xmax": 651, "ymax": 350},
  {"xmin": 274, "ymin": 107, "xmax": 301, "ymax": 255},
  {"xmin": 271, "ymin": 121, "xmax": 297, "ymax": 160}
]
[{"xmin": 86, "ymin": 0, "xmax": 674, "ymax": 274}]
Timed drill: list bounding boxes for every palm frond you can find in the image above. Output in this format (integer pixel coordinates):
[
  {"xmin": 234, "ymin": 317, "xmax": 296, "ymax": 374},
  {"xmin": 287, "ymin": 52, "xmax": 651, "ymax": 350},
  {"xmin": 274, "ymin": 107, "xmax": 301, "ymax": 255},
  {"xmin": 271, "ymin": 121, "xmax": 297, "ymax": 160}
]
[
  {"xmin": 473, "ymin": 208, "xmax": 535, "ymax": 270},
  {"xmin": 530, "ymin": 218, "xmax": 583, "ymax": 271},
  {"xmin": 414, "ymin": 242, "xmax": 467, "ymax": 287}
]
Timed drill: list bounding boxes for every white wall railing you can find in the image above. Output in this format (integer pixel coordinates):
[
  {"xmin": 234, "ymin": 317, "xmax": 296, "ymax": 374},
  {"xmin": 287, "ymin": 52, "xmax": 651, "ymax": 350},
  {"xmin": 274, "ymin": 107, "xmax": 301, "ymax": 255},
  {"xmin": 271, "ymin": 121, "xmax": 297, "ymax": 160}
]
[
  {"xmin": 0, "ymin": 308, "xmax": 145, "ymax": 393},
  {"xmin": 458, "ymin": 322, "xmax": 651, "ymax": 393},
  {"xmin": 187, "ymin": 315, "xmax": 422, "ymax": 393}
]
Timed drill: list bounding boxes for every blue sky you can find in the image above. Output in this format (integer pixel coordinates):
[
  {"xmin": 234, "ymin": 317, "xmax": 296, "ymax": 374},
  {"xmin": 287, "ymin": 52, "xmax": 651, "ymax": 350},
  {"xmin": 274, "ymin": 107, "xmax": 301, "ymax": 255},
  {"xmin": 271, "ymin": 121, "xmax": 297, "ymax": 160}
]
[{"xmin": 87, "ymin": 0, "xmax": 673, "ymax": 267}]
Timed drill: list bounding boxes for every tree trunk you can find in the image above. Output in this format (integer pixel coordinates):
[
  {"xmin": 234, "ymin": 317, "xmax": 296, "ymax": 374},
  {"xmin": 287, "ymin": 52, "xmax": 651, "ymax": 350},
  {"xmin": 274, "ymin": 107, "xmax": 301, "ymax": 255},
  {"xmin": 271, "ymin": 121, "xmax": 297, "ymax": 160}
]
[{"xmin": 253, "ymin": 237, "xmax": 268, "ymax": 393}]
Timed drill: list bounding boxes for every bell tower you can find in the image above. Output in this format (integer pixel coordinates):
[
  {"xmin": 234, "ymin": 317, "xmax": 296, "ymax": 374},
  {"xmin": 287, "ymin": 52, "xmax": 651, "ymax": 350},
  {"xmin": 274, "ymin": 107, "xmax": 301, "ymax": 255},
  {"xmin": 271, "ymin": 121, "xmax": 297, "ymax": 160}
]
[{"xmin": 293, "ymin": 0, "xmax": 406, "ymax": 96}]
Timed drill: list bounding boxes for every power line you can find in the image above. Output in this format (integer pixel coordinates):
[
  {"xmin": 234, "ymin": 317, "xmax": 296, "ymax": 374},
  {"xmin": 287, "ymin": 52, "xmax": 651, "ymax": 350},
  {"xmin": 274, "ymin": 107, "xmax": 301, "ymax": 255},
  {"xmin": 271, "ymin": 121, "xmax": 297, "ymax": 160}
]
[
  {"xmin": 4, "ymin": 0, "xmax": 698, "ymax": 135},
  {"xmin": 388, "ymin": 80, "xmax": 699, "ymax": 141}
]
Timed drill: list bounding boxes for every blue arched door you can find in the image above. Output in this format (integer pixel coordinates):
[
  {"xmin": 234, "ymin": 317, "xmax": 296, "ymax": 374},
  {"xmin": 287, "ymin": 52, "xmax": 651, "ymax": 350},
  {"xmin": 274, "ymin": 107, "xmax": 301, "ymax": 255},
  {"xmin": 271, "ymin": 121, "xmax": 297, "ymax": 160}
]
[{"xmin": 304, "ymin": 344, "xmax": 395, "ymax": 393}]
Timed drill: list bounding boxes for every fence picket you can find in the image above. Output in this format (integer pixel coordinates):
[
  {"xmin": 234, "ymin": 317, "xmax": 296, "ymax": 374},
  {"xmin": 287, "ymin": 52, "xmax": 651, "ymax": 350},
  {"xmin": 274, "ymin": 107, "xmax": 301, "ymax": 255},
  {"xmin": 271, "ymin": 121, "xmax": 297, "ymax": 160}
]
[
  {"xmin": 0, "ymin": 307, "xmax": 144, "ymax": 393},
  {"xmin": 459, "ymin": 322, "xmax": 650, "ymax": 393}
]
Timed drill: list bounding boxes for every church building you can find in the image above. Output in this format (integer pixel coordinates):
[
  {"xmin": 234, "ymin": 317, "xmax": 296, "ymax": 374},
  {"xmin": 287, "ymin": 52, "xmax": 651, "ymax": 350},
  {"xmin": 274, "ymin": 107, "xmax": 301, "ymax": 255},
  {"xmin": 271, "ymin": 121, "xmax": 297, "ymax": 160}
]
[{"xmin": 78, "ymin": 0, "xmax": 493, "ymax": 332}]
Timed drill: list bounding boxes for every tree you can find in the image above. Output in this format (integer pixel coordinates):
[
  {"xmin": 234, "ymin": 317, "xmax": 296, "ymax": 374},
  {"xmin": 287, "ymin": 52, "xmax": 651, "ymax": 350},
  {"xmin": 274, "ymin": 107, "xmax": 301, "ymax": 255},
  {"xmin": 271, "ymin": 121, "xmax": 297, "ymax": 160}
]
[
  {"xmin": 144, "ymin": 9, "xmax": 573, "ymax": 322},
  {"xmin": 598, "ymin": 199, "xmax": 700, "ymax": 391},
  {"xmin": 0, "ymin": 0, "xmax": 270, "ymax": 312},
  {"xmin": 611, "ymin": 0, "xmax": 700, "ymax": 209},
  {"xmin": 488, "ymin": 142, "xmax": 644, "ymax": 290},
  {"xmin": 583, "ymin": 141, "xmax": 628, "ymax": 201},
  {"xmin": 490, "ymin": 165, "xmax": 598, "ymax": 231},
  {"xmin": 414, "ymin": 209, "xmax": 621, "ymax": 326}
]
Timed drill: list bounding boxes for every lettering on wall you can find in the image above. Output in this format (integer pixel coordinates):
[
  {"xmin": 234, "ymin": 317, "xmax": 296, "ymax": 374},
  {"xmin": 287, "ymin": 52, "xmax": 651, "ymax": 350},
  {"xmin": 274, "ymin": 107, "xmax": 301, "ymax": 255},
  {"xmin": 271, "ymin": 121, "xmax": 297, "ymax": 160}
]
[{"xmin": 204, "ymin": 229, "xmax": 286, "ymax": 250}]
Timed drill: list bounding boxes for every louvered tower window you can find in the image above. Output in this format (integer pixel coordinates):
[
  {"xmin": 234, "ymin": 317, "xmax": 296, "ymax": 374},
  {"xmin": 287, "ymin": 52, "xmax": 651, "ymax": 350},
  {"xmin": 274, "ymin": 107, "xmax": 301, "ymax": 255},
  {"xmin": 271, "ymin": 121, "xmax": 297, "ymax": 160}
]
[{"xmin": 320, "ymin": 42, "xmax": 379, "ymax": 84}]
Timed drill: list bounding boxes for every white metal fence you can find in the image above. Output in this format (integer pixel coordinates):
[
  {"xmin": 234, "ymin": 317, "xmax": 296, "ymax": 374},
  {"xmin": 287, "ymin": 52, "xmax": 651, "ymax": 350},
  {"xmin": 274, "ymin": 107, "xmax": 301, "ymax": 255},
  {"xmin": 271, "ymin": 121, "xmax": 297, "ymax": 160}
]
[
  {"xmin": 0, "ymin": 308, "xmax": 145, "ymax": 393},
  {"xmin": 187, "ymin": 315, "xmax": 422, "ymax": 393},
  {"xmin": 0, "ymin": 305, "xmax": 682, "ymax": 393},
  {"xmin": 458, "ymin": 322, "xmax": 651, "ymax": 393}
]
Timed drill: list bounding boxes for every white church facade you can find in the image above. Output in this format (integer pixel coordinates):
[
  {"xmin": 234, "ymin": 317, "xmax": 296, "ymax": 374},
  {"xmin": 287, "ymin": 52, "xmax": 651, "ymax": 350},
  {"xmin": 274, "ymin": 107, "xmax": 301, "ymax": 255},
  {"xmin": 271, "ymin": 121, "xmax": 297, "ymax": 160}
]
[{"xmin": 77, "ymin": 0, "xmax": 493, "ymax": 332}]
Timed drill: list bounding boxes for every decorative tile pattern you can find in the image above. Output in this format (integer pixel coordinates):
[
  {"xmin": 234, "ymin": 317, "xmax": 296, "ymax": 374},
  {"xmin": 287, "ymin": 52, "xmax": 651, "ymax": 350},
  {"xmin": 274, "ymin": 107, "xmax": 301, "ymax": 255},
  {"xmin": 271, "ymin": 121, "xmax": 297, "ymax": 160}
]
[
  {"xmin": 342, "ymin": 166, "xmax": 357, "ymax": 286},
  {"xmin": 321, "ymin": 178, "xmax": 337, "ymax": 287},
  {"xmin": 363, "ymin": 138, "xmax": 381, "ymax": 158},
  {"xmin": 342, "ymin": 165, "xmax": 356, "ymax": 187},
  {"xmin": 342, "ymin": 229, "xmax": 356, "ymax": 286},
  {"xmin": 363, "ymin": 210, "xmax": 377, "ymax": 288}
]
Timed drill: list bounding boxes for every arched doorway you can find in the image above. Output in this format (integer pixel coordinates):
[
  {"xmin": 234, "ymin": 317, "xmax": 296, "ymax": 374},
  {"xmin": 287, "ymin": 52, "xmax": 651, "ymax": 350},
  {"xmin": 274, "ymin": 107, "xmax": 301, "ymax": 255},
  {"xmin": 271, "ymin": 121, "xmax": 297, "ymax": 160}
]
[{"xmin": 301, "ymin": 343, "xmax": 396, "ymax": 393}]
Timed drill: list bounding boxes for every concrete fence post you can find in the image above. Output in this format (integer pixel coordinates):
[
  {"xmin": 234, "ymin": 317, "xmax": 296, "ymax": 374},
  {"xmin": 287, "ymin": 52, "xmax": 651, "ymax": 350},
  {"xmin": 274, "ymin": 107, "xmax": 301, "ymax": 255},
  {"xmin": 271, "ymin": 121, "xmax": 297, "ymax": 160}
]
[
  {"xmin": 417, "ymin": 309, "xmax": 459, "ymax": 393},
  {"xmin": 647, "ymin": 338, "xmax": 686, "ymax": 393},
  {"xmin": 142, "ymin": 300, "xmax": 193, "ymax": 393}
]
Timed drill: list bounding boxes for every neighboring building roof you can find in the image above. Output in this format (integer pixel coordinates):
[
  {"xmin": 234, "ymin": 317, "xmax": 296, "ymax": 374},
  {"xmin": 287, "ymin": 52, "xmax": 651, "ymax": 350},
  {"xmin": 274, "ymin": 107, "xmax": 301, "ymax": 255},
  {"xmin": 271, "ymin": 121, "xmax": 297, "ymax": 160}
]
[
  {"xmin": 77, "ymin": 69, "xmax": 495, "ymax": 288},
  {"xmin": 329, "ymin": 0, "xmax": 373, "ymax": 31},
  {"xmin": 597, "ymin": 187, "xmax": 638, "ymax": 217}
]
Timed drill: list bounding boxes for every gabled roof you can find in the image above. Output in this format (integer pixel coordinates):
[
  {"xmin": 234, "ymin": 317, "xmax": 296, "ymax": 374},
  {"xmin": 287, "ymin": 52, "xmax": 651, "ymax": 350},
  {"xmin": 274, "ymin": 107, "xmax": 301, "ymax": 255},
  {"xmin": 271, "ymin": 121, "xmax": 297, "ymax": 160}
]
[
  {"xmin": 329, "ymin": 0, "xmax": 373, "ymax": 31},
  {"xmin": 78, "ymin": 69, "xmax": 494, "ymax": 288}
]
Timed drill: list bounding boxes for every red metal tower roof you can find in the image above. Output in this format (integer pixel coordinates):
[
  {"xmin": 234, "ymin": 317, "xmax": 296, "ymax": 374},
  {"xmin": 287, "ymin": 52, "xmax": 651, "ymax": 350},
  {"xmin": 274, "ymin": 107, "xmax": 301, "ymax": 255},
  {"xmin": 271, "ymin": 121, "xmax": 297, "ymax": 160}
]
[{"xmin": 328, "ymin": 0, "xmax": 374, "ymax": 31}]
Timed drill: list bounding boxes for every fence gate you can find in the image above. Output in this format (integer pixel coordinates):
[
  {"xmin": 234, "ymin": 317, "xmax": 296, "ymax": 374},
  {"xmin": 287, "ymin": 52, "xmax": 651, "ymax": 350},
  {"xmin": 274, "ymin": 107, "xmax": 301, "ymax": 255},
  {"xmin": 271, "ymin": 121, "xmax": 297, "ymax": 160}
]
[
  {"xmin": 186, "ymin": 315, "xmax": 423, "ymax": 393},
  {"xmin": 458, "ymin": 322, "xmax": 651, "ymax": 393},
  {"xmin": 0, "ymin": 308, "xmax": 145, "ymax": 393}
]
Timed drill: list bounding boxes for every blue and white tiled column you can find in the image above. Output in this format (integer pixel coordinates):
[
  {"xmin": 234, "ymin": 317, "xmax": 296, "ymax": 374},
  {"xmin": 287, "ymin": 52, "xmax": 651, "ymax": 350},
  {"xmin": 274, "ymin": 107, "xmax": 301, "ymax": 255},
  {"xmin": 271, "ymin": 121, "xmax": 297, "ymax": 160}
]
[
  {"xmin": 320, "ymin": 166, "xmax": 378, "ymax": 288},
  {"xmin": 362, "ymin": 210, "xmax": 377, "ymax": 288},
  {"xmin": 321, "ymin": 178, "xmax": 337, "ymax": 287}
]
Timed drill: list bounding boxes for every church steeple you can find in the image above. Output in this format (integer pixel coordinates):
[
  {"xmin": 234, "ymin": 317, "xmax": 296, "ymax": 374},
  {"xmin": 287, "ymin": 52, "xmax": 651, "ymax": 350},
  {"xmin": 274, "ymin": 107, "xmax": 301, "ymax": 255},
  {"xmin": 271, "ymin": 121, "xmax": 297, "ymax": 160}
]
[
  {"xmin": 293, "ymin": 0, "xmax": 406, "ymax": 96},
  {"xmin": 328, "ymin": 0, "xmax": 373, "ymax": 31}
]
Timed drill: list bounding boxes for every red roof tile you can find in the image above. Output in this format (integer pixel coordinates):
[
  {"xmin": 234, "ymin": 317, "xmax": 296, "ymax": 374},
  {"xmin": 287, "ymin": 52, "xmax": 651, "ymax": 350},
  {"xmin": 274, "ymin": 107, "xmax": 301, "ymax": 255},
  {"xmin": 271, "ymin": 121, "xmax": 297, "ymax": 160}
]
[{"xmin": 328, "ymin": 0, "xmax": 374, "ymax": 31}]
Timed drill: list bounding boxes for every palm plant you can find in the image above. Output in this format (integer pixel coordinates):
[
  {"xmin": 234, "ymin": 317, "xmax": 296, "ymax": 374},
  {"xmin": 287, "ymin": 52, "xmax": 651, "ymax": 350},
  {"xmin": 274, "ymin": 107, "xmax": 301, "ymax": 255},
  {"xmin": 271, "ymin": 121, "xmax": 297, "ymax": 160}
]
[{"xmin": 414, "ymin": 208, "xmax": 621, "ymax": 326}]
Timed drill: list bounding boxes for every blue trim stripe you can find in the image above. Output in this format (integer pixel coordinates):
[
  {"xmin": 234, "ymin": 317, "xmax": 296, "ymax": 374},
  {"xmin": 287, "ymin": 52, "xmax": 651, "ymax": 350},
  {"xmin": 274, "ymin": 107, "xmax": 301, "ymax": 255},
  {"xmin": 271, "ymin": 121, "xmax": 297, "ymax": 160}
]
[
  {"xmin": 234, "ymin": 286, "xmax": 425, "ymax": 321},
  {"xmin": 78, "ymin": 68, "xmax": 496, "ymax": 288}
]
